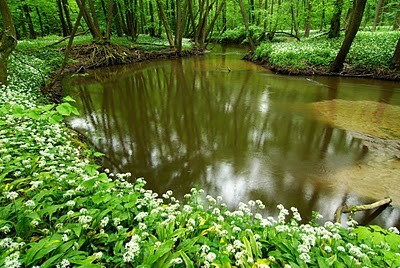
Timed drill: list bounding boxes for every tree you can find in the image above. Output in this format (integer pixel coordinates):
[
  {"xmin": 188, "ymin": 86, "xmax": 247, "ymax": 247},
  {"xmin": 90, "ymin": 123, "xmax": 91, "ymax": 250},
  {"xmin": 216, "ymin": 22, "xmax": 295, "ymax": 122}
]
[
  {"xmin": 0, "ymin": 0, "xmax": 17, "ymax": 85},
  {"xmin": 239, "ymin": 0, "xmax": 256, "ymax": 51},
  {"xmin": 328, "ymin": 0, "xmax": 343, "ymax": 38},
  {"xmin": 372, "ymin": 0, "xmax": 385, "ymax": 30},
  {"xmin": 392, "ymin": 38, "xmax": 400, "ymax": 70},
  {"xmin": 330, "ymin": 0, "xmax": 367, "ymax": 73},
  {"xmin": 304, "ymin": 0, "xmax": 313, "ymax": 37}
]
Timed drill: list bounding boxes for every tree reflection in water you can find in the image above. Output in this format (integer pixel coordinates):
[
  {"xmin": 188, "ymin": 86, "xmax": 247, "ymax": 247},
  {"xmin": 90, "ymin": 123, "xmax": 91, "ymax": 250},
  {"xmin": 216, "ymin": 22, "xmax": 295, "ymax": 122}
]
[{"xmin": 64, "ymin": 47, "xmax": 400, "ymax": 227}]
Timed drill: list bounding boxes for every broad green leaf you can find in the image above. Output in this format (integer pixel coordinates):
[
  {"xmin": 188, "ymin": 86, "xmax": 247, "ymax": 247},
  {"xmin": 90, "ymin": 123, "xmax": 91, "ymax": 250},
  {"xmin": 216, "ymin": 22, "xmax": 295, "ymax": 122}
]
[
  {"xmin": 25, "ymin": 236, "xmax": 63, "ymax": 265},
  {"xmin": 180, "ymin": 251, "xmax": 194, "ymax": 268},
  {"xmin": 63, "ymin": 96, "xmax": 76, "ymax": 103},
  {"xmin": 145, "ymin": 240, "xmax": 174, "ymax": 265}
]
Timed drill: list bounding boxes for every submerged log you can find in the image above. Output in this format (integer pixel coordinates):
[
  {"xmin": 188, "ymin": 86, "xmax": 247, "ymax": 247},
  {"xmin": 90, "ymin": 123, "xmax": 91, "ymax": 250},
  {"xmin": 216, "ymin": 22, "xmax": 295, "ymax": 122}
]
[{"xmin": 334, "ymin": 198, "xmax": 392, "ymax": 224}]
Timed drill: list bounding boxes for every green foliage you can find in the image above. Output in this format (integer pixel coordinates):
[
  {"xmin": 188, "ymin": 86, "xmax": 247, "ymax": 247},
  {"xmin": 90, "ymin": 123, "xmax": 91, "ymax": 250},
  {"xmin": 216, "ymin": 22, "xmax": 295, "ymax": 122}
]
[
  {"xmin": 253, "ymin": 31, "xmax": 400, "ymax": 71},
  {"xmin": 1, "ymin": 38, "xmax": 399, "ymax": 268}
]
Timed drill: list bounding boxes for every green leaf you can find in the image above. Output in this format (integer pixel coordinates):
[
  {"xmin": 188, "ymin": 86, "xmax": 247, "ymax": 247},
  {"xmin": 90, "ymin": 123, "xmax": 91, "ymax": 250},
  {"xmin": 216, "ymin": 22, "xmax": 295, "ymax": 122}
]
[
  {"xmin": 25, "ymin": 235, "xmax": 63, "ymax": 265},
  {"xmin": 40, "ymin": 253, "xmax": 64, "ymax": 268},
  {"xmin": 56, "ymin": 103, "xmax": 79, "ymax": 116},
  {"xmin": 180, "ymin": 251, "xmax": 194, "ymax": 268},
  {"xmin": 63, "ymin": 96, "xmax": 76, "ymax": 103},
  {"xmin": 93, "ymin": 152, "xmax": 105, "ymax": 157},
  {"xmin": 145, "ymin": 240, "xmax": 174, "ymax": 265},
  {"xmin": 49, "ymin": 114, "xmax": 64, "ymax": 124},
  {"xmin": 85, "ymin": 164, "xmax": 100, "ymax": 176},
  {"xmin": 28, "ymin": 109, "xmax": 41, "ymax": 120}
]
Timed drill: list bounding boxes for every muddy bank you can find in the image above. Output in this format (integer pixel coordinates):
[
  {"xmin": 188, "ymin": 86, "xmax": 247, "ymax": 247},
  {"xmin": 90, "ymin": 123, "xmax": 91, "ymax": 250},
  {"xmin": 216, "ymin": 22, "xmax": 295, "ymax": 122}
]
[
  {"xmin": 245, "ymin": 55, "xmax": 400, "ymax": 81},
  {"xmin": 46, "ymin": 43, "xmax": 204, "ymax": 102}
]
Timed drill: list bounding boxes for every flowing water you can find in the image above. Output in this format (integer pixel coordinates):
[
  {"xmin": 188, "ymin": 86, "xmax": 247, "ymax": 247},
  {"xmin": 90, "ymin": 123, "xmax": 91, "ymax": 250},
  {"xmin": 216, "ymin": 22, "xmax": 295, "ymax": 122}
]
[{"xmin": 63, "ymin": 46, "xmax": 400, "ymax": 227}]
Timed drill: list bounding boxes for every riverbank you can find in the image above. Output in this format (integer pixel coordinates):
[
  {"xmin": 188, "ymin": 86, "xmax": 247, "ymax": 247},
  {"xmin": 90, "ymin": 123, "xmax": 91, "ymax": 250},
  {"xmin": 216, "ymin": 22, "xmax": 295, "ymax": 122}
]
[
  {"xmin": 248, "ymin": 31, "xmax": 400, "ymax": 81},
  {"xmin": 1, "ymin": 37, "xmax": 400, "ymax": 267}
]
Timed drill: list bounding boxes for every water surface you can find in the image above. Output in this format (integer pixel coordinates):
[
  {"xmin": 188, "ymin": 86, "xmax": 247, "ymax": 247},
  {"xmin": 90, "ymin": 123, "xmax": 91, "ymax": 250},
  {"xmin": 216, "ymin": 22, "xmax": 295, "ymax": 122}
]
[{"xmin": 63, "ymin": 46, "xmax": 400, "ymax": 227}]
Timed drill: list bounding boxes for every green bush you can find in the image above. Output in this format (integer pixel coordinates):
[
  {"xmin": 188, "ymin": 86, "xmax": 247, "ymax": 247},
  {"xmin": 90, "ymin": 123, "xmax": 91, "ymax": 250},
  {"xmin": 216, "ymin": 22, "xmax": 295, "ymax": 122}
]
[{"xmin": 253, "ymin": 31, "xmax": 400, "ymax": 71}]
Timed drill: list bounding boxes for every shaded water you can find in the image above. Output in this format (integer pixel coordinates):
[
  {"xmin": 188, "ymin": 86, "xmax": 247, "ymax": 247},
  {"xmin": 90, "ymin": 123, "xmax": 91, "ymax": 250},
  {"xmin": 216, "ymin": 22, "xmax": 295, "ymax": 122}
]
[{"xmin": 63, "ymin": 46, "xmax": 400, "ymax": 227}]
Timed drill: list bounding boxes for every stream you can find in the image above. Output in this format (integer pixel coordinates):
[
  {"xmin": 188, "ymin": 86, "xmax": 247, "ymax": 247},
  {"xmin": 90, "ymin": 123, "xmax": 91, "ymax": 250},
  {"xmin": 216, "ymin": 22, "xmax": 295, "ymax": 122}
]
[{"xmin": 63, "ymin": 45, "xmax": 400, "ymax": 227}]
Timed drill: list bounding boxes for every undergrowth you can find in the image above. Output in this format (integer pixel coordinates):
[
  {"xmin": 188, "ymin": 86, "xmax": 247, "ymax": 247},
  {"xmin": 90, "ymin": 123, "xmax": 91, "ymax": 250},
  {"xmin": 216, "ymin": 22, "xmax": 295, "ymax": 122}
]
[
  {"xmin": 0, "ymin": 38, "xmax": 399, "ymax": 268},
  {"xmin": 252, "ymin": 31, "xmax": 400, "ymax": 71}
]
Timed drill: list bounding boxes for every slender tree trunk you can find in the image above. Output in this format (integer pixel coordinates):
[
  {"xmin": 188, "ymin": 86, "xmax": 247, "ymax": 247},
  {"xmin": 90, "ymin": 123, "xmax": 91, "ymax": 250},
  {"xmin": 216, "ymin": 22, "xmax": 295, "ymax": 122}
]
[
  {"xmin": 393, "ymin": 9, "xmax": 400, "ymax": 30},
  {"xmin": 250, "ymin": 0, "xmax": 255, "ymax": 23},
  {"xmin": 57, "ymin": 0, "xmax": 69, "ymax": 36},
  {"xmin": 239, "ymin": 0, "xmax": 256, "ymax": 51},
  {"xmin": 118, "ymin": 2, "xmax": 128, "ymax": 35},
  {"xmin": 330, "ymin": 0, "xmax": 367, "ymax": 73},
  {"xmin": 155, "ymin": 0, "xmax": 174, "ymax": 47},
  {"xmin": 35, "ymin": 6, "xmax": 44, "ymax": 37},
  {"xmin": 19, "ymin": 9, "xmax": 28, "ymax": 38},
  {"xmin": 22, "ymin": 4, "xmax": 36, "ymax": 39},
  {"xmin": 138, "ymin": 0, "xmax": 147, "ymax": 34},
  {"xmin": 105, "ymin": 0, "xmax": 113, "ymax": 41},
  {"xmin": 304, "ymin": 0, "xmax": 312, "ymax": 37},
  {"xmin": 328, "ymin": 0, "xmax": 343, "ymax": 38},
  {"xmin": 100, "ymin": 0, "xmax": 108, "ymax": 17},
  {"xmin": 62, "ymin": 0, "xmax": 73, "ymax": 33},
  {"xmin": 320, "ymin": 0, "xmax": 326, "ymax": 31},
  {"xmin": 0, "ymin": 0, "xmax": 17, "ymax": 85},
  {"xmin": 76, "ymin": 0, "xmax": 103, "ymax": 40},
  {"xmin": 113, "ymin": 0, "xmax": 123, "ymax": 37},
  {"xmin": 205, "ymin": 0, "xmax": 226, "ymax": 45},
  {"xmin": 148, "ymin": 1, "xmax": 156, "ymax": 36},
  {"xmin": 391, "ymin": 38, "xmax": 400, "ymax": 70},
  {"xmin": 46, "ymin": 10, "xmax": 83, "ymax": 92},
  {"xmin": 88, "ymin": 0, "xmax": 101, "ymax": 34},
  {"xmin": 290, "ymin": 0, "xmax": 300, "ymax": 38},
  {"xmin": 372, "ymin": 0, "xmax": 384, "ymax": 31}
]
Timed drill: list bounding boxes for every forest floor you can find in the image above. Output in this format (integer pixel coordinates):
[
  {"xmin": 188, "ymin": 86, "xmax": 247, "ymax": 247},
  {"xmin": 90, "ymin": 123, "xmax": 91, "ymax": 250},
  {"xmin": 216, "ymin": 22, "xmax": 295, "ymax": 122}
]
[{"xmin": 247, "ymin": 30, "xmax": 400, "ymax": 81}]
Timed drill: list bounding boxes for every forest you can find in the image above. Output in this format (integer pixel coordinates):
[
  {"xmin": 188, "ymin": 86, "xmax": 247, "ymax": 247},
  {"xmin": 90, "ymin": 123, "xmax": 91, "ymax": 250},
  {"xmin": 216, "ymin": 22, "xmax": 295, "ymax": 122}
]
[
  {"xmin": 1, "ymin": 0, "xmax": 400, "ymax": 83},
  {"xmin": 1, "ymin": 0, "xmax": 400, "ymax": 267}
]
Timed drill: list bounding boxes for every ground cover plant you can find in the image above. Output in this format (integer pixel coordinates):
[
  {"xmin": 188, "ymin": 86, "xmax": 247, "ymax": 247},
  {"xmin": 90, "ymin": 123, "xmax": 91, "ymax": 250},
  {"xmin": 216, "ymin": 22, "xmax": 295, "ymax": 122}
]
[
  {"xmin": 1, "ymin": 40, "xmax": 400, "ymax": 267},
  {"xmin": 252, "ymin": 31, "xmax": 400, "ymax": 74}
]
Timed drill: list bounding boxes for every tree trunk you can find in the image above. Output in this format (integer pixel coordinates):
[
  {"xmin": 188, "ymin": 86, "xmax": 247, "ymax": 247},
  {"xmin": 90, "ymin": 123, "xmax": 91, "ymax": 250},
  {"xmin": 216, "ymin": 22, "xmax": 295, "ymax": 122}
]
[
  {"xmin": 0, "ymin": 0, "xmax": 17, "ymax": 85},
  {"xmin": 57, "ymin": 0, "xmax": 69, "ymax": 36},
  {"xmin": 175, "ymin": 0, "xmax": 183, "ymax": 52},
  {"xmin": 148, "ymin": 1, "xmax": 156, "ymax": 37},
  {"xmin": 105, "ymin": 0, "xmax": 114, "ymax": 41},
  {"xmin": 62, "ymin": 0, "xmax": 73, "ymax": 33},
  {"xmin": 22, "ymin": 4, "xmax": 36, "ymax": 39},
  {"xmin": 239, "ymin": 0, "xmax": 256, "ymax": 51},
  {"xmin": 88, "ymin": 0, "xmax": 101, "ymax": 35},
  {"xmin": 35, "ymin": 6, "xmax": 44, "ymax": 37},
  {"xmin": 319, "ymin": 0, "xmax": 326, "ymax": 31},
  {"xmin": 330, "ymin": 0, "xmax": 367, "ymax": 73},
  {"xmin": 155, "ymin": 0, "xmax": 174, "ymax": 47},
  {"xmin": 328, "ymin": 0, "xmax": 343, "ymax": 38},
  {"xmin": 76, "ymin": 0, "xmax": 103, "ymax": 41},
  {"xmin": 113, "ymin": 0, "xmax": 123, "ymax": 37},
  {"xmin": 393, "ymin": 9, "xmax": 400, "ymax": 30},
  {"xmin": 138, "ymin": 0, "xmax": 147, "ymax": 34},
  {"xmin": 372, "ymin": 0, "xmax": 384, "ymax": 31},
  {"xmin": 290, "ymin": 0, "xmax": 300, "ymax": 39},
  {"xmin": 391, "ymin": 38, "xmax": 400, "ymax": 70},
  {"xmin": 304, "ymin": 0, "xmax": 312, "ymax": 37}
]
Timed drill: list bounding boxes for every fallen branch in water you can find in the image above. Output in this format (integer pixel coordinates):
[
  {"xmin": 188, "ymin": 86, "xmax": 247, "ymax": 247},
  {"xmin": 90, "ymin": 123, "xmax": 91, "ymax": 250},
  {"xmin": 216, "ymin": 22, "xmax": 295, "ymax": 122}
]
[{"xmin": 334, "ymin": 198, "xmax": 392, "ymax": 223}]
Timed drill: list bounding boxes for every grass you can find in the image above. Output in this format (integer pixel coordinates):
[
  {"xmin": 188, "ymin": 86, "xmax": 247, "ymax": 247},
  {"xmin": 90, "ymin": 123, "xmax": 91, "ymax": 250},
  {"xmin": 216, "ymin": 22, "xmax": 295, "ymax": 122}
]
[
  {"xmin": 252, "ymin": 31, "xmax": 400, "ymax": 72},
  {"xmin": 0, "ymin": 36, "xmax": 399, "ymax": 267}
]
